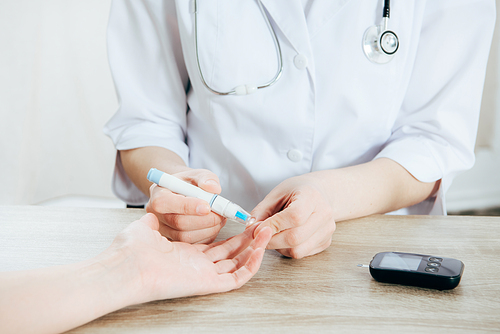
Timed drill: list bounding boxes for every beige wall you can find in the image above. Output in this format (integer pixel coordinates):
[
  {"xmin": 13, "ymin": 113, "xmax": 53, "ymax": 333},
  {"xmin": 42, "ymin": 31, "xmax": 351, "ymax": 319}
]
[
  {"xmin": 0, "ymin": 0, "xmax": 499, "ymax": 210},
  {"xmin": 0, "ymin": 0, "xmax": 118, "ymax": 205},
  {"xmin": 446, "ymin": 0, "xmax": 500, "ymax": 212}
]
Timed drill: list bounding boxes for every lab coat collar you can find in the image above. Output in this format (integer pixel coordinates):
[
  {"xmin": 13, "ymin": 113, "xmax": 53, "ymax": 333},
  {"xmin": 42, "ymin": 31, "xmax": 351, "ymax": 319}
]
[
  {"xmin": 259, "ymin": 0, "xmax": 311, "ymax": 55},
  {"xmin": 305, "ymin": 0, "xmax": 351, "ymax": 38},
  {"xmin": 260, "ymin": 0, "xmax": 351, "ymax": 52}
]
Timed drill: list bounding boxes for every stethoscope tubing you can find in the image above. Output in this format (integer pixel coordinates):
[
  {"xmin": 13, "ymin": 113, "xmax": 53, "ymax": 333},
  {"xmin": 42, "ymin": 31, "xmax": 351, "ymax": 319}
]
[
  {"xmin": 193, "ymin": 0, "xmax": 284, "ymax": 95},
  {"xmin": 194, "ymin": 0, "xmax": 398, "ymax": 94}
]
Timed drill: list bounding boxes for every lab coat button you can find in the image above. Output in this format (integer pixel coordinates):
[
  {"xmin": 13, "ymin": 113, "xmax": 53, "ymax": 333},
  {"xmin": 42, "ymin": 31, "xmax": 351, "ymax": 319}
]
[
  {"xmin": 287, "ymin": 149, "xmax": 303, "ymax": 162},
  {"xmin": 294, "ymin": 54, "xmax": 308, "ymax": 70}
]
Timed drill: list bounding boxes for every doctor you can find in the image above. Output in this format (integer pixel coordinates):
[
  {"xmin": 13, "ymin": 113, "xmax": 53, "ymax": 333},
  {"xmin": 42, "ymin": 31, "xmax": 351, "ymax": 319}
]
[{"xmin": 104, "ymin": 0, "xmax": 495, "ymax": 258}]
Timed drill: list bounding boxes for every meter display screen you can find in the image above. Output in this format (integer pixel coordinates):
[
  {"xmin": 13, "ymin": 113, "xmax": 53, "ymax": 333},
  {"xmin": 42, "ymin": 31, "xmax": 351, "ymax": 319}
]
[{"xmin": 378, "ymin": 253, "xmax": 422, "ymax": 270}]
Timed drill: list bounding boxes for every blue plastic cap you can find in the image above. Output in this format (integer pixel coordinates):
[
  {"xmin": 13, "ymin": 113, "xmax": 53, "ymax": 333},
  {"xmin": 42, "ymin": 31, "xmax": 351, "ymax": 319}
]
[
  {"xmin": 147, "ymin": 168, "xmax": 163, "ymax": 185},
  {"xmin": 235, "ymin": 211, "xmax": 249, "ymax": 221}
]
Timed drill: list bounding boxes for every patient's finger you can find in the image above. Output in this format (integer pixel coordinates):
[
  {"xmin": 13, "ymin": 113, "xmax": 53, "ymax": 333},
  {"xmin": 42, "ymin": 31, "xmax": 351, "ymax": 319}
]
[
  {"xmin": 204, "ymin": 224, "xmax": 259, "ymax": 262},
  {"xmin": 214, "ymin": 248, "xmax": 266, "ymax": 292},
  {"xmin": 214, "ymin": 226, "xmax": 272, "ymax": 275},
  {"xmin": 214, "ymin": 259, "xmax": 238, "ymax": 274}
]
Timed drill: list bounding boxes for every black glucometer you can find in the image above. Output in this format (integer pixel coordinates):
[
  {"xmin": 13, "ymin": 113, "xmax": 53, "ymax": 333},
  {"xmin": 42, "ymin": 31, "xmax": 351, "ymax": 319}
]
[{"xmin": 367, "ymin": 252, "xmax": 464, "ymax": 290}]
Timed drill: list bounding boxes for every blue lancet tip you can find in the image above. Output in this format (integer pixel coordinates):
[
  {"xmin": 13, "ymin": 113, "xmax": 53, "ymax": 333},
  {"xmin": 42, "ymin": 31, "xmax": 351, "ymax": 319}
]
[{"xmin": 235, "ymin": 211, "xmax": 249, "ymax": 221}]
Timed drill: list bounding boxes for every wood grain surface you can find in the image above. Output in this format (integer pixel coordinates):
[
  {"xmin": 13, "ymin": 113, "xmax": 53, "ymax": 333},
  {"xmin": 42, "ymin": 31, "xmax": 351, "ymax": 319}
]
[{"xmin": 1, "ymin": 206, "xmax": 499, "ymax": 333}]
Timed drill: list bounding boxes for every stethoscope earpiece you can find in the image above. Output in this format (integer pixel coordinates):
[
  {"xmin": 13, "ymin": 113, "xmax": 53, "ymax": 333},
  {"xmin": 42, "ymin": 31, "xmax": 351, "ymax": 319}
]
[{"xmin": 363, "ymin": 1, "xmax": 399, "ymax": 64}]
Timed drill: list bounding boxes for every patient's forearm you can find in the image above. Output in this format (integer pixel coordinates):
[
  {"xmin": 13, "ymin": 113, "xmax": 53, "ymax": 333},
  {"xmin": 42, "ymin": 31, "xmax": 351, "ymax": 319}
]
[{"xmin": 0, "ymin": 252, "xmax": 137, "ymax": 334}]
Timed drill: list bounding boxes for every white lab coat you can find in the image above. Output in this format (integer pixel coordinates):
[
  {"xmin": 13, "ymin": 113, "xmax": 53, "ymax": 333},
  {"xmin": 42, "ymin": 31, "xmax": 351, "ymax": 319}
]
[{"xmin": 104, "ymin": 0, "xmax": 495, "ymax": 215}]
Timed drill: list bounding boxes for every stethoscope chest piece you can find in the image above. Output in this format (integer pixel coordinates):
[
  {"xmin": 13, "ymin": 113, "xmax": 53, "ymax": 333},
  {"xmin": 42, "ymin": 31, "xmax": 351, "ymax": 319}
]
[
  {"xmin": 362, "ymin": 24, "xmax": 399, "ymax": 64},
  {"xmin": 363, "ymin": 1, "xmax": 399, "ymax": 64}
]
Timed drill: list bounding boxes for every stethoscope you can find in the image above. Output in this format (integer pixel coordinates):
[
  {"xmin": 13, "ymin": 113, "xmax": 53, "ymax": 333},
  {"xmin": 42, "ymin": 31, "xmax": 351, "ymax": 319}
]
[
  {"xmin": 362, "ymin": 0, "xmax": 399, "ymax": 64},
  {"xmin": 193, "ymin": 0, "xmax": 399, "ymax": 95},
  {"xmin": 193, "ymin": 0, "xmax": 283, "ymax": 96}
]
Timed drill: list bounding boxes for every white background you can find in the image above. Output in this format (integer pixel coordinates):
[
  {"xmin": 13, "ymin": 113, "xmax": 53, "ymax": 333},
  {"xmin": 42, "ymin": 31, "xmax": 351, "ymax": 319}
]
[{"xmin": 0, "ymin": 0, "xmax": 499, "ymax": 212}]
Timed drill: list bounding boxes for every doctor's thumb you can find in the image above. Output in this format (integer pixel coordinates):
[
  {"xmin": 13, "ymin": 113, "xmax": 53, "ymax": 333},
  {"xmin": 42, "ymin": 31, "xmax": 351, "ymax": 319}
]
[
  {"xmin": 196, "ymin": 173, "xmax": 222, "ymax": 194},
  {"xmin": 252, "ymin": 215, "xmax": 284, "ymax": 238}
]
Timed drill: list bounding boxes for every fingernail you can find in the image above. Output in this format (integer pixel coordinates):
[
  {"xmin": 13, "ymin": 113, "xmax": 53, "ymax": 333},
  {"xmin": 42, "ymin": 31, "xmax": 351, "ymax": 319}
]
[
  {"xmin": 196, "ymin": 204, "xmax": 210, "ymax": 215},
  {"xmin": 205, "ymin": 179, "xmax": 219, "ymax": 187},
  {"xmin": 266, "ymin": 224, "xmax": 279, "ymax": 234},
  {"xmin": 246, "ymin": 217, "xmax": 256, "ymax": 226},
  {"xmin": 245, "ymin": 217, "xmax": 259, "ymax": 229}
]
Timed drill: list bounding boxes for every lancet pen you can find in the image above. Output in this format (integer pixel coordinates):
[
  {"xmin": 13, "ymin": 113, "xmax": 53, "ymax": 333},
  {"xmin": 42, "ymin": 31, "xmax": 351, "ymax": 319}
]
[{"xmin": 147, "ymin": 168, "xmax": 255, "ymax": 225}]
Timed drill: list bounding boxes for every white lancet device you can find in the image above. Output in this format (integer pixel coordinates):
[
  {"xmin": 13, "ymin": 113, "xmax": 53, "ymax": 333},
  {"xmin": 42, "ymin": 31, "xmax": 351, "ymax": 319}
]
[{"xmin": 147, "ymin": 168, "xmax": 254, "ymax": 225}]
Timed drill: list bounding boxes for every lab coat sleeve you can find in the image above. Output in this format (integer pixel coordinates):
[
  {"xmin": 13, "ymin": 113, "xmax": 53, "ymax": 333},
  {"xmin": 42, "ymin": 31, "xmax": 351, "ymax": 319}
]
[
  {"xmin": 374, "ymin": 0, "xmax": 496, "ymax": 214},
  {"xmin": 103, "ymin": 0, "xmax": 189, "ymax": 204}
]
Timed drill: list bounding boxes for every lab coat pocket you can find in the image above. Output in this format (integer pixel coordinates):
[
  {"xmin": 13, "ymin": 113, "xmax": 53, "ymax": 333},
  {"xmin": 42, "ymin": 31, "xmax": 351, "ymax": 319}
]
[{"xmin": 194, "ymin": 0, "xmax": 279, "ymax": 94}]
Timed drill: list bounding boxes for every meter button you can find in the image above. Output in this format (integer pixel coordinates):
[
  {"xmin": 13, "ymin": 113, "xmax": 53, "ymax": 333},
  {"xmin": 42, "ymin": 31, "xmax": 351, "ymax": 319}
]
[
  {"xmin": 427, "ymin": 262, "xmax": 441, "ymax": 267},
  {"xmin": 429, "ymin": 257, "xmax": 443, "ymax": 262},
  {"xmin": 425, "ymin": 267, "xmax": 439, "ymax": 273}
]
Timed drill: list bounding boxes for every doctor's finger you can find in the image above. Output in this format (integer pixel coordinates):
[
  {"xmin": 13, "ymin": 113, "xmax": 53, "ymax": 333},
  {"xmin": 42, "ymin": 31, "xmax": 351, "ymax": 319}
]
[
  {"xmin": 265, "ymin": 215, "xmax": 321, "ymax": 250},
  {"xmin": 148, "ymin": 188, "xmax": 211, "ymax": 216},
  {"xmin": 253, "ymin": 200, "xmax": 314, "ymax": 237},
  {"xmin": 277, "ymin": 232, "xmax": 334, "ymax": 259},
  {"xmin": 158, "ymin": 221, "xmax": 223, "ymax": 244},
  {"xmin": 176, "ymin": 169, "xmax": 222, "ymax": 194},
  {"xmin": 266, "ymin": 203, "xmax": 335, "ymax": 249},
  {"xmin": 162, "ymin": 212, "xmax": 225, "ymax": 231},
  {"xmin": 250, "ymin": 191, "xmax": 287, "ymax": 223}
]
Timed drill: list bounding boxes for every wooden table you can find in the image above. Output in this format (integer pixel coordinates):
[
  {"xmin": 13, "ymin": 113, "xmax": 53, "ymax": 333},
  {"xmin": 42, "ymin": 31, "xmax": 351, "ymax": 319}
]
[{"xmin": 1, "ymin": 206, "xmax": 499, "ymax": 333}]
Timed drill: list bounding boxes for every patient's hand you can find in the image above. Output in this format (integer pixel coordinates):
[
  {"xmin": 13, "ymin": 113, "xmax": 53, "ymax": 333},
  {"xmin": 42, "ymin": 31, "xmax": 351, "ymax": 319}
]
[
  {"xmin": 107, "ymin": 213, "xmax": 273, "ymax": 303},
  {"xmin": 0, "ymin": 213, "xmax": 271, "ymax": 334}
]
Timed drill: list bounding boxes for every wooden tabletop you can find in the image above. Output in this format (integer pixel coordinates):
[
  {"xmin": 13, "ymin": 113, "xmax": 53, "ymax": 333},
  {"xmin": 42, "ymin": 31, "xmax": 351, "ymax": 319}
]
[{"xmin": 1, "ymin": 206, "xmax": 499, "ymax": 333}]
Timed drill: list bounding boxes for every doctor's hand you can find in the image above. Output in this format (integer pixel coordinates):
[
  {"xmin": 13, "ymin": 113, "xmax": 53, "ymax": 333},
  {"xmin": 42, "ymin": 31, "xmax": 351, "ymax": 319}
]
[
  {"xmin": 146, "ymin": 169, "xmax": 226, "ymax": 244},
  {"xmin": 249, "ymin": 175, "xmax": 336, "ymax": 259}
]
